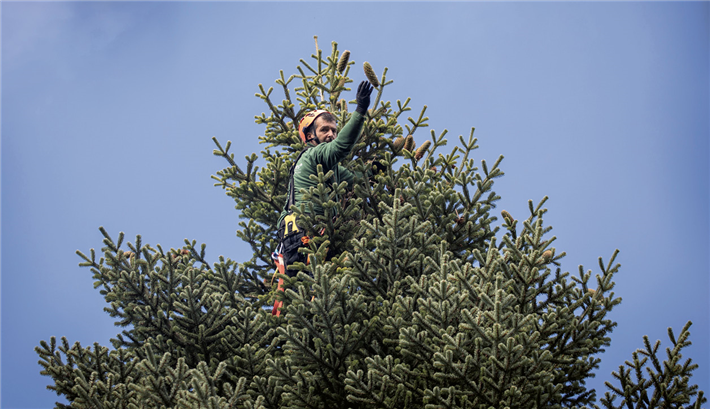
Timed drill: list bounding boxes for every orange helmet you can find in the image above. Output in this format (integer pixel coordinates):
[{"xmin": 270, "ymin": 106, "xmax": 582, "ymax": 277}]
[{"xmin": 298, "ymin": 110, "xmax": 331, "ymax": 143}]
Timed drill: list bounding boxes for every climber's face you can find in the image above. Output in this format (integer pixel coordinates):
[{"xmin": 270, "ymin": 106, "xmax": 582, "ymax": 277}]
[{"xmin": 309, "ymin": 117, "xmax": 338, "ymax": 144}]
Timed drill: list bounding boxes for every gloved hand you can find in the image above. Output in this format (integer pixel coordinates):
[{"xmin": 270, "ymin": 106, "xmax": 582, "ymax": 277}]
[{"xmin": 355, "ymin": 81, "xmax": 373, "ymax": 115}]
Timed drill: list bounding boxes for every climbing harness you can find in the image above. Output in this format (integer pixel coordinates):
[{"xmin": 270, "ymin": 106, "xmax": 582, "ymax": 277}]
[{"xmin": 272, "ymin": 148, "xmax": 312, "ymax": 316}]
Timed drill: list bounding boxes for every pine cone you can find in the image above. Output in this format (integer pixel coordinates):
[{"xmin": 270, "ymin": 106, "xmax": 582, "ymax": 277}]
[
  {"xmin": 542, "ymin": 250, "xmax": 552, "ymax": 263},
  {"xmin": 392, "ymin": 136, "xmax": 405, "ymax": 152},
  {"xmin": 181, "ymin": 249, "xmax": 190, "ymax": 256},
  {"xmin": 501, "ymin": 210, "xmax": 513, "ymax": 224},
  {"xmin": 333, "ymin": 77, "xmax": 347, "ymax": 99},
  {"xmin": 403, "ymin": 135, "xmax": 415, "ymax": 151},
  {"xmin": 337, "ymin": 50, "xmax": 350, "ymax": 74},
  {"xmin": 339, "ymin": 98, "xmax": 348, "ymax": 112},
  {"xmin": 415, "ymin": 140, "xmax": 431, "ymax": 161},
  {"xmin": 363, "ymin": 62, "xmax": 380, "ymax": 87},
  {"xmin": 331, "ymin": 79, "xmax": 343, "ymax": 100},
  {"xmin": 123, "ymin": 251, "xmax": 134, "ymax": 259}
]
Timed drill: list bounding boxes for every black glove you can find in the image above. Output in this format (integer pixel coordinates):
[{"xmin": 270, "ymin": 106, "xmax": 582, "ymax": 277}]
[{"xmin": 355, "ymin": 81, "xmax": 373, "ymax": 115}]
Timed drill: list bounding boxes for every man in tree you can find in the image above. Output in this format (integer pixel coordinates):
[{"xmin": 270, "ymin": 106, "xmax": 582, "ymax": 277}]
[
  {"xmin": 36, "ymin": 44, "xmax": 706, "ymax": 409},
  {"xmin": 276, "ymin": 80, "xmax": 373, "ymax": 277}
]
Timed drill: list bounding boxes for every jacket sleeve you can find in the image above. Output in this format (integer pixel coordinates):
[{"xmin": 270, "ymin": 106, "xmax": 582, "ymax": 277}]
[
  {"xmin": 307, "ymin": 111, "xmax": 365, "ymax": 171},
  {"xmin": 336, "ymin": 165, "xmax": 357, "ymax": 186}
]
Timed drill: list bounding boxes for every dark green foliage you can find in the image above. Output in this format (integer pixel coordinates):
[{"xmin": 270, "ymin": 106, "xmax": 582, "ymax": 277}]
[
  {"xmin": 598, "ymin": 322, "xmax": 706, "ymax": 409},
  {"xmin": 37, "ymin": 41, "xmax": 705, "ymax": 409}
]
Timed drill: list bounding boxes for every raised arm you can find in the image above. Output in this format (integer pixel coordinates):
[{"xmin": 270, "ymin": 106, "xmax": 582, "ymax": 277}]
[{"xmin": 308, "ymin": 81, "xmax": 373, "ymax": 170}]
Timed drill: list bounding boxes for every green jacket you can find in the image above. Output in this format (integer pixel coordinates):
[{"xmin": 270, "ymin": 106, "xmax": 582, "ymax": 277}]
[{"xmin": 278, "ymin": 111, "xmax": 365, "ymax": 227}]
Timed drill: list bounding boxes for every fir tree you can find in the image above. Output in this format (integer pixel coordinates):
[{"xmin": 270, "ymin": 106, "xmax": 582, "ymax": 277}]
[{"xmin": 36, "ymin": 41, "xmax": 705, "ymax": 409}]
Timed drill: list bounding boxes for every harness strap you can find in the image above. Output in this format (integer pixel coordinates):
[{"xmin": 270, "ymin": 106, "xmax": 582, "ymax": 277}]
[{"xmin": 285, "ymin": 147, "xmax": 310, "ymax": 213}]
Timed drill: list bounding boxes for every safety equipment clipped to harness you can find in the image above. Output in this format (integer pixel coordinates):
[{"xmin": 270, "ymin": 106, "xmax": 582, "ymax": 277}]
[
  {"xmin": 272, "ymin": 148, "xmax": 311, "ymax": 316},
  {"xmin": 271, "ymin": 213, "xmax": 310, "ymax": 317},
  {"xmin": 271, "ymin": 252, "xmax": 286, "ymax": 316},
  {"xmin": 279, "ymin": 213, "xmax": 308, "ymax": 278}
]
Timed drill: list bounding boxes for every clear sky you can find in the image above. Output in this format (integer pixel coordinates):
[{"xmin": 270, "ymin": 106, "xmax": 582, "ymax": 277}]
[{"xmin": 2, "ymin": 2, "xmax": 708, "ymax": 408}]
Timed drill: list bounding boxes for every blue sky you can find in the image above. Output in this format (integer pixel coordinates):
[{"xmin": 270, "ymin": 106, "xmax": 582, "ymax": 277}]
[{"xmin": 2, "ymin": 2, "xmax": 708, "ymax": 408}]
